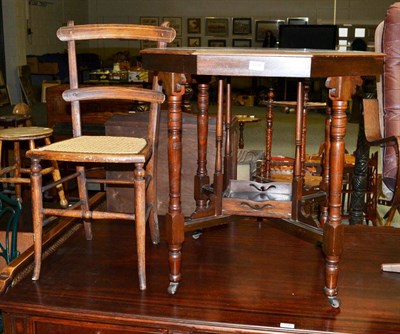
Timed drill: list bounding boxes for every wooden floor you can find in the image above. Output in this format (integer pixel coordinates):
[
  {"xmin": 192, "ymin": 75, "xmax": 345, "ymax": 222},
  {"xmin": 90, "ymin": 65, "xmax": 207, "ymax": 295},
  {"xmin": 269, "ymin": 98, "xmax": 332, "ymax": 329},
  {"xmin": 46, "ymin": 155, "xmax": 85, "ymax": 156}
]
[{"xmin": 0, "ymin": 214, "xmax": 399, "ymax": 333}]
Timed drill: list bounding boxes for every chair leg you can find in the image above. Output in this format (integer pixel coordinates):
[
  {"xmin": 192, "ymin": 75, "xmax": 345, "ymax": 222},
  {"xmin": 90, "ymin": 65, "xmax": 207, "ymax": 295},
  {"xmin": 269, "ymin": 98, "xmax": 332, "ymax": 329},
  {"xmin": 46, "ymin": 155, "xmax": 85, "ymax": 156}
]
[
  {"xmin": 44, "ymin": 137, "xmax": 68, "ymax": 208},
  {"xmin": 76, "ymin": 165, "xmax": 92, "ymax": 240},
  {"xmin": 135, "ymin": 162, "xmax": 146, "ymax": 290},
  {"xmin": 147, "ymin": 162, "xmax": 160, "ymax": 245},
  {"xmin": 31, "ymin": 157, "xmax": 43, "ymax": 280},
  {"xmin": 148, "ymin": 209, "xmax": 160, "ymax": 245},
  {"xmin": 384, "ymin": 205, "xmax": 399, "ymax": 226}
]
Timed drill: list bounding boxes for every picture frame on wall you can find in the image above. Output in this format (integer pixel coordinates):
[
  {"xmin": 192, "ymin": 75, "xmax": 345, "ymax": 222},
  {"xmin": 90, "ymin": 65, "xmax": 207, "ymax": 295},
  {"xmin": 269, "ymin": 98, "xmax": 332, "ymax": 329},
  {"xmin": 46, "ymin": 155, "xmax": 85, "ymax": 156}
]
[
  {"xmin": 232, "ymin": 18, "xmax": 252, "ymax": 35},
  {"xmin": 206, "ymin": 17, "xmax": 229, "ymax": 36},
  {"xmin": 188, "ymin": 37, "xmax": 201, "ymax": 47},
  {"xmin": 255, "ymin": 20, "xmax": 285, "ymax": 42},
  {"xmin": 163, "ymin": 17, "xmax": 182, "ymax": 36},
  {"xmin": 208, "ymin": 39, "xmax": 226, "ymax": 47},
  {"xmin": 232, "ymin": 38, "xmax": 252, "ymax": 47},
  {"xmin": 287, "ymin": 17, "xmax": 309, "ymax": 25},
  {"xmin": 140, "ymin": 17, "xmax": 159, "ymax": 26},
  {"xmin": 187, "ymin": 18, "xmax": 201, "ymax": 34}
]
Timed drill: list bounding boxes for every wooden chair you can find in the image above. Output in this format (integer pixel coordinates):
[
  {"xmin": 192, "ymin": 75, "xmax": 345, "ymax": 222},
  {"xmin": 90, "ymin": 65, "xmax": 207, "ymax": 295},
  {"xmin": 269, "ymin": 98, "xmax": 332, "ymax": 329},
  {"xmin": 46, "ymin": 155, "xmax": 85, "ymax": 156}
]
[
  {"xmin": 362, "ymin": 3, "xmax": 400, "ymax": 226},
  {"xmin": 26, "ymin": 21, "xmax": 175, "ymax": 290}
]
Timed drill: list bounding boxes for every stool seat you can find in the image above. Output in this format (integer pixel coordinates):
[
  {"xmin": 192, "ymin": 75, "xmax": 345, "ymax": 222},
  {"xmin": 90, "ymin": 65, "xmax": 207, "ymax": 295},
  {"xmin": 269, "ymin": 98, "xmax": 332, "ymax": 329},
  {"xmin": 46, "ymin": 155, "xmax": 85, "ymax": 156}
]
[{"xmin": 0, "ymin": 127, "xmax": 53, "ymax": 141}]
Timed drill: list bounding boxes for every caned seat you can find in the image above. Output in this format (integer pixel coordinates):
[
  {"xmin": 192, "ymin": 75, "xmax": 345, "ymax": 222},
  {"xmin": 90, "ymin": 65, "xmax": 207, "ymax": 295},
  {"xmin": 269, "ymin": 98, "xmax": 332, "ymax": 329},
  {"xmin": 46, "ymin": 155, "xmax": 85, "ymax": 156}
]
[
  {"xmin": 0, "ymin": 126, "xmax": 67, "ymax": 206},
  {"xmin": 27, "ymin": 21, "xmax": 175, "ymax": 290}
]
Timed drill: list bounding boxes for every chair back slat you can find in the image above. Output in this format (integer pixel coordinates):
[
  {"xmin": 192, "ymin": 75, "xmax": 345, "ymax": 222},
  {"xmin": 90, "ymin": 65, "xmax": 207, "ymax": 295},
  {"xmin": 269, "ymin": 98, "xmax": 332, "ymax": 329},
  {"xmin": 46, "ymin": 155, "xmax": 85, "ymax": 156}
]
[
  {"xmin": 57, "ymin": 23, "xmax": 176, "ymax": 44},
  {"xmin": 62, "ymin": 86, "xmax": 165, "ymax": 104}
]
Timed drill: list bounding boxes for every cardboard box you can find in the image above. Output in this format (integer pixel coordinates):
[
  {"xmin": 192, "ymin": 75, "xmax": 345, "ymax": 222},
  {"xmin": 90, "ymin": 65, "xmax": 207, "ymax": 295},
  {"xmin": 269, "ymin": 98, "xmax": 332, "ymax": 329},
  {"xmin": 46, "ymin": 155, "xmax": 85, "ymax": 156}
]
[
  {"xmin": 37, "ymin": 62, "xmax": 59, "ymax": 75},
  {"xmin": 27, "ymin": 56, "xmax": 38, "ymax": 73}
]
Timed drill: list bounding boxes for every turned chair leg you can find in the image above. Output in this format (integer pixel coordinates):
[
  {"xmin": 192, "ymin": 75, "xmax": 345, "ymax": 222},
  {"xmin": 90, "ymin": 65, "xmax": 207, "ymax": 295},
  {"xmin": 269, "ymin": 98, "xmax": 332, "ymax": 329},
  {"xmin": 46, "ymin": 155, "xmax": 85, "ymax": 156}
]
[
  {"xmin": 135, "ymin": 162, "xmax": 146, "ymax": 290},
  {"xmin": 31, "ymin": 157, "xmax": 43, "ymax": 281},
  {"xmin": 76, "ymin": 165, "xmax": 92, "ymax": 240}
]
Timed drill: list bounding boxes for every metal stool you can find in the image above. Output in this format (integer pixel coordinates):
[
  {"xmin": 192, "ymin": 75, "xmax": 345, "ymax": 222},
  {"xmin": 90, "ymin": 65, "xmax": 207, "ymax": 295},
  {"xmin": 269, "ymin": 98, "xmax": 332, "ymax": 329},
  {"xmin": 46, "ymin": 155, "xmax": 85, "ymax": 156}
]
[{"xmin": 0, "ymin": 126, "xmax": 68, "ymax": 207}]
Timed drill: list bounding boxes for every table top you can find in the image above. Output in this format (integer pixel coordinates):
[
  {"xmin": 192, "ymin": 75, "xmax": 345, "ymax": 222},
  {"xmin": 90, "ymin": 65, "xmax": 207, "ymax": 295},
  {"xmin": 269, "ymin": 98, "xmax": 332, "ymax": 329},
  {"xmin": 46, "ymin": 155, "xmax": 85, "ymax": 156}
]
[{"xmin": 141, "ymin": 47, "xmax": 384, "ymax": 78}]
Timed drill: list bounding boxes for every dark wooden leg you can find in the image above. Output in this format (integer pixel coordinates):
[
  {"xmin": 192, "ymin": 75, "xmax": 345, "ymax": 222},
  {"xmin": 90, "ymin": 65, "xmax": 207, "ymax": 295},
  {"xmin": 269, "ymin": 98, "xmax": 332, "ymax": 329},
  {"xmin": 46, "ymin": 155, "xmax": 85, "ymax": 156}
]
[
  {"xmin": 238, "ymin": 122, "xmax": 245, "ymax": 149},
  {"xmin": 213, "ymin": 79, "xmax": 225, "ymax": 216},
  {"xmin": 292, "ymin": 81, "xmax": 305, "ymax": 221},
  {"xmin": 193, "ymin": 76, "xmax": 211, "ymax": 215},
  {"xmin": 319, "ymin": 105, "xmax": 332, "ymax": 227},
  {"xmin": 223, "ymin": 78, "xmax": 233, "ymax": 188},
  {"xmin": 324, "ymin": 76, "xmax": 362, "ymax": 308},
  {"xmin": 349, "ymin": 116, "xmax": 369, "ymax": 224},
  {"xmin": 262, "ymin": 88, "xmax": 274, "ymax": 180},
  {"xmin": 165, "ymin": 92, "xmax": 185, "ymax": 294}
]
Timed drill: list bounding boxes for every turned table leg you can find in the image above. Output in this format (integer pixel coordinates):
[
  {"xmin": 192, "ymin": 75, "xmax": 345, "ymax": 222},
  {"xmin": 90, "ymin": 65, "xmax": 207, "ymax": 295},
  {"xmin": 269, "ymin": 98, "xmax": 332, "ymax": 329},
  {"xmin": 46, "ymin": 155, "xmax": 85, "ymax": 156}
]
[
  {"xmin": 324, "ymin": 76, "xmax": 363, "ymax": 308},
  {"xmin": 160, "ymin": 72, "xmax": 186, "ymax": 294},
  {"xmin": 193, "ymin": 76, "xmax": 211, "ymax": 214}
]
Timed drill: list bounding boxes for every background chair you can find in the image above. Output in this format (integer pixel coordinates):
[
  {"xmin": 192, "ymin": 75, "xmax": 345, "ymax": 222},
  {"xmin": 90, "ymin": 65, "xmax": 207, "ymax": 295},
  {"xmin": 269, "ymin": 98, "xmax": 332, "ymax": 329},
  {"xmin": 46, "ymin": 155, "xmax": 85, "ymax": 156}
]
[
  {"xmin": 362, "ymin": 2, "xmax": 400, "ymax": 226},
  {"xmin": 27, "ymin": 21, "xmax": 175, "ymax": 290}
]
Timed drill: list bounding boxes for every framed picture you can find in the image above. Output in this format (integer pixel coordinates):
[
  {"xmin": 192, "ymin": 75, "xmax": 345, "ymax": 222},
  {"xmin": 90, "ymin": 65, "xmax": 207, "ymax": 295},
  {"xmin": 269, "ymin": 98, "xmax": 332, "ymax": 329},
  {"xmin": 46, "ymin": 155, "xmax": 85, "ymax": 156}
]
[
  {"xmin": 187, "ymin": 18, "xmax": 201, "ymax": 34},
  {"xmin": 163, "ymin": 17, "xmax": 182, "ymax": 36},
  {"xmin": 140, "ymin": 17, "xmax": 159, "ymax": 26},
  {"xmin": 232, "ymin": 18, "xmax": 252, "ymax": 35},
  {"xmin": 287, "ymin": 17, "xmax": 309, "ymax": 25},
  {"xmin": 188, "ymin": 37, "xmax": 201, "ymax": 47},
  {"xmin": 208, "ymin": 39, "xmax": 226, "ymax": 47},
  {"xmin": 206, "ymin": 17, "xmax": 229, "ymax": 36},
  {"xmin": 255, "ymin": 20, "xmax": 285, "ymax": 42},
  {"xmin": 232, "ymin": 38, "xmax": 252, "ymax": 47}
]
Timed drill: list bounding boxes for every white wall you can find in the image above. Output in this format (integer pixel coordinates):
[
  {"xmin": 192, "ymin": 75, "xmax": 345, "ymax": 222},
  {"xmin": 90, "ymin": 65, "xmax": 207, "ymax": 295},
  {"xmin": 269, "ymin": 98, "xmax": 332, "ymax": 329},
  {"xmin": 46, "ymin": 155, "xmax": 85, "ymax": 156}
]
[
  {"xmin": 87, "ymin": 0, "xmax": 394, "ymax": 25},
  {"xmin": 1, "ymin": 0, "xmax": 396, "ymax": 103},
  {"xmin": 86, "ymin": 0, "xmax": 394, "ymax": 49},
  {"xmin": 2, "ymin": 0, "xmax": 27, "ymax": 104},
  {"xmin": 26, "ymin": 0, "xmax": 88, "ymax": 55},
  {"xmin": 2, "ymin": 0, "xmax": 88, "ymax": 102}
]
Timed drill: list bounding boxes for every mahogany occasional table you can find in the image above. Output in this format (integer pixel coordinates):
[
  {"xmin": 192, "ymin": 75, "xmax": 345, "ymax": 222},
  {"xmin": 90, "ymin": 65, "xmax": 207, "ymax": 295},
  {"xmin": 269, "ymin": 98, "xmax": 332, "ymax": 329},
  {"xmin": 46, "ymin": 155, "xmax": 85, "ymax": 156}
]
[{"xmin": 141, "ymin": 47, "xmax": 384, "ymax": 307}]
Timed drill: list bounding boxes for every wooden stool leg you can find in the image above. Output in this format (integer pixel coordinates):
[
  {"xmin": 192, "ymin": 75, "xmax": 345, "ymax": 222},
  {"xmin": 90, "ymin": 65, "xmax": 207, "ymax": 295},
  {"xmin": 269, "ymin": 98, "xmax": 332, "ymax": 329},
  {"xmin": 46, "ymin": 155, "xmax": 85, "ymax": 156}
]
[
  {"xmin": 135, "ymin": 162, "xmax": 146, "ymax": 290},
  {"xmin": 13, "ymin": 141, "xmax": 22, "ymax": 202},
  {"xmin": 31, "ymin": 157, "xmax": 43, "ymax": 280},
  {"xmin": 0, "ymin": 139, "xmax": 3, "ymax": 171},
  {"xmin": 43, "ymin": 138, "xmax": 68, "ymax": 208}
]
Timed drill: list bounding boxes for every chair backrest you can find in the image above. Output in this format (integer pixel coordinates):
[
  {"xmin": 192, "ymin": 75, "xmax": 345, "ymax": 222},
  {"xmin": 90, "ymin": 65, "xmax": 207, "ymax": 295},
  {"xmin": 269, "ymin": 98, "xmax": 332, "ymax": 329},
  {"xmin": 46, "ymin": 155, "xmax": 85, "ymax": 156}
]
[
  {"xmin": 376, "ymin": 3, "xmax": 400, "ymax": 192},
  {"xmin": 56, "ymin": 21, "xmax": 176, "ymax": 143}
]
